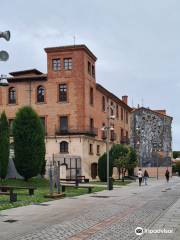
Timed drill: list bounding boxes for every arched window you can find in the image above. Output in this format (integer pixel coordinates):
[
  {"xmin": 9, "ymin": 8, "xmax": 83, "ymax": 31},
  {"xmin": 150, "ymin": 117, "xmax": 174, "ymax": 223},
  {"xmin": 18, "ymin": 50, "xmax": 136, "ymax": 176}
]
[
  {"xmin": 37, "ymin": 85, "xmax": 45, "ymax": 103},
  {"xmin": 102, "ymin": 96, "xmax": 105, "ymax": 112},
  {"xmin": 60, "ymin": 141, "xmax": 69, "ymax": 153},
  {"xmin": 8, "ymin": 87, "xmax": 16, "ymax": 104}
]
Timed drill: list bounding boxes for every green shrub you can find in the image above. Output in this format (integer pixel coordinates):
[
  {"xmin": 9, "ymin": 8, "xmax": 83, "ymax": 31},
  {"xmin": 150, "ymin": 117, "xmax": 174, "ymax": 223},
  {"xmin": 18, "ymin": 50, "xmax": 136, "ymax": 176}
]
[
  {"xmin": 0, "ymin": 112, "xmax": 9, "ymax": 179},
  {"xmin": 13, "ymin": 106, "xmax": 45, "ymax": 181}
]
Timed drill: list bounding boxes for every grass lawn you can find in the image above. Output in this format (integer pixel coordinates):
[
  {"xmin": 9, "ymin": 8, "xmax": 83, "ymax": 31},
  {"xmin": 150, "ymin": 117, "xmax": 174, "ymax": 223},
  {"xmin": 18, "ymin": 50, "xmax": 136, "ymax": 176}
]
[
  {"xmin": 0, "ymin": 178, "xmax": 105, "ymax": 211},
  {"xmin": 90, "ymin": 180, "xmax": 133, "ymax": 186}
]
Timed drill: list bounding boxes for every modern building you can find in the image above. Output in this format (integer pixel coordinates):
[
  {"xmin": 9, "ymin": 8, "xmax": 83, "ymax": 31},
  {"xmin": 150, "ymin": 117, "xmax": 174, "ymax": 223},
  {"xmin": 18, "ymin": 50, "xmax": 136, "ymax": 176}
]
[
  {"xmin": 0, "ymin": 44, "xmax": 132, "ymax": 180},
  {"xmin": 130, "ymin": 107, "xmax": 173, "ymax": 177}
]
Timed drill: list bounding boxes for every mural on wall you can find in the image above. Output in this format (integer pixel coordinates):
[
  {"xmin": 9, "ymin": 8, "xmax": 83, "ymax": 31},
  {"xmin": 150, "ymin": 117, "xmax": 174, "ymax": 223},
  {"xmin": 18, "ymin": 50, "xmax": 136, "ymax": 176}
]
[{"xmin": 130, "ymin": 108, "xmax": 172, "ymax": 167}]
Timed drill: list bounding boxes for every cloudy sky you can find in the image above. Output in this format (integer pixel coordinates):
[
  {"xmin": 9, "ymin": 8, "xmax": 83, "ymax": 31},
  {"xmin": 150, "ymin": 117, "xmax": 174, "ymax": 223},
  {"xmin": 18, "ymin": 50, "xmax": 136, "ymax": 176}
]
[{"xmin": 0, "ymin": 0, "xmax": 179, "ymax": 150}]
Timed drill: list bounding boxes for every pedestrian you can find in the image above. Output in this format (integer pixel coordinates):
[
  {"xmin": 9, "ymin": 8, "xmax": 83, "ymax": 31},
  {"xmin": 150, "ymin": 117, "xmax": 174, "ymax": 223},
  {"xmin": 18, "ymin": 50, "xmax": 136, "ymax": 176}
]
[
  {"xmin": 143, "ymin": 169, "xmax": 149, "ymax": 185},
  {"xmin": 165, "ymin": 168, "xmax": 170, "ymax": 183},
  {"xmin": 137, "ymin": 168, "xmax": 143, "ymax": 186}
]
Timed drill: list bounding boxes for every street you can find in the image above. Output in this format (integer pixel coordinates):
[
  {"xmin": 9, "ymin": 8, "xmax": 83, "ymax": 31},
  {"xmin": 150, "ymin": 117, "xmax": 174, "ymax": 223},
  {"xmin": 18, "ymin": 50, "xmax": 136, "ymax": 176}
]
[{"xmin": 0, "ymin": 177, "xmax": 180, "ymax": 240}]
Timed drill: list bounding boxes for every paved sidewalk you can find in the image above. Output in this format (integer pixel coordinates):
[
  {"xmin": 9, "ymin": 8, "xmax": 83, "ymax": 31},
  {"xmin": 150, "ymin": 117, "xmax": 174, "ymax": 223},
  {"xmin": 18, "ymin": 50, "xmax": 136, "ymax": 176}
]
[{"xmin": 0, "ymin": 177, "xmax": 180, "ymax": 240}]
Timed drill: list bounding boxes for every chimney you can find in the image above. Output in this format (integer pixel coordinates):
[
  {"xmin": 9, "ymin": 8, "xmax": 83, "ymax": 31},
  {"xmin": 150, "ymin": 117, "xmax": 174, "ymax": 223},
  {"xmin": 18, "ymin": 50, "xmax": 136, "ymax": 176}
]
[{"xmin": 122, "ymin": 95, "xmax": 128, "ymax": 104}]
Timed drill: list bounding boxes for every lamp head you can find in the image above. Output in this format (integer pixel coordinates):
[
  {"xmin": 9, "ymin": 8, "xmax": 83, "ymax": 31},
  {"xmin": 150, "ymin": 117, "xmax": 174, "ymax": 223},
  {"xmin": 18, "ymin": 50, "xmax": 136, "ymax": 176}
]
[
  {"xmin": 0, "ymin": 50, "xmax": 9, "ymax": 61},
  {"xmin": 0, "ymin": 31, "xmax": 11, "ymax": 41},
  {"xmin": 0, "ymin": 75, "xmax": 9, "ymax": 86}
]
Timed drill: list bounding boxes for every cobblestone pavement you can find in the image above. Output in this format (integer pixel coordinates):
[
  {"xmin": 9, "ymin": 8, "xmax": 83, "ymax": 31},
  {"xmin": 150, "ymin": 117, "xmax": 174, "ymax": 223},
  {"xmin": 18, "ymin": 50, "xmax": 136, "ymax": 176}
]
[{"xmin": 0, "ymin": 178, "xmax": 180, "ymax": 240}]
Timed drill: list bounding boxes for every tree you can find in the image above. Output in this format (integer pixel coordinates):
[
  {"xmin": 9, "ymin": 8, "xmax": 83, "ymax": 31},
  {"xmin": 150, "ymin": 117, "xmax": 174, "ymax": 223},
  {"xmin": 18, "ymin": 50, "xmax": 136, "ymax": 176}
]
[
  {"xmin": 173, "ymin": 151, "xmax": 180, "ymax": 159},
  {"xmin": 127, "ymin": 147, "xmax": 137, "ymax": 176},
  {"xmin": 0, "ymin": 112, "xmax": 9, "ymax": 179},
  {"xmin": 98, "ymin": 152, "xmax": 114, "ymax": 182},
  {"xmin": 13, "ymin": 106, "xmax": 45, "ymax": 181},
  {"xmin": 112, "ymin": 144, "xmax": 129, "ymax": 180}
]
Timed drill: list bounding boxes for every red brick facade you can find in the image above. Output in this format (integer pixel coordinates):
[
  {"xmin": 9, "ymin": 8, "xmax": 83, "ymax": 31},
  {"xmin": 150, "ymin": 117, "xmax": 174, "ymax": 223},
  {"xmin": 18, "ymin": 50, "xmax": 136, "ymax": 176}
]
[{"xmin": 0, "ymin": 45, "xmax": 132, "ymax": 143}]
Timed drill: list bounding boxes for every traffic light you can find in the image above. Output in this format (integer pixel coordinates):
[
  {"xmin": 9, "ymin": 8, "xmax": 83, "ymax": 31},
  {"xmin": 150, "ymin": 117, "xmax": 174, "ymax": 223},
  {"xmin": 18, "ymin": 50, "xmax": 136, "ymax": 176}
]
[{"xmin": 0, "ymin": 30, "xmax": 10, "ymax": 61}]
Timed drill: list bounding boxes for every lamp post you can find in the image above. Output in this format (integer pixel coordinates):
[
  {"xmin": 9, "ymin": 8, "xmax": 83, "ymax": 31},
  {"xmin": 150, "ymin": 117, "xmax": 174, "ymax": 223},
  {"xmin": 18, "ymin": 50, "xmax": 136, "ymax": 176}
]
[{"xmin": 101, "ymin": 101, "xmax": 115, "ymax": 190}]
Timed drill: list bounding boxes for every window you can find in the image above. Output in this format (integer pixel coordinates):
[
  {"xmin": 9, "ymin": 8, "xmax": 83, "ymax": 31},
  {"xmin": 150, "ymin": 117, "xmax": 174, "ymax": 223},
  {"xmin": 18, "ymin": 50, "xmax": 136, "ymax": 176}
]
[
  {"xmin": 90, "ymin": 87, "xmax": 94, "ymax": 105},
  {"xmin": 89, "ymin": 144, "xmax": 93, "ymax": 154},
  {"xmin": 110, "ymin": 101, "xmax": 114, "ymax": 116},
  {"xmin": 126, "ymin": 131, "xmax": 129, "ymax": 138},
  {"xmin": 102, "ymin": 96, "xmax": 106, "ymax": 112},
  {"xmin": 126, "ymin": 111, "xmax": 128, "ymax": 124},
  {"xmin": 60, "ymin": 141, "xmax": 69, "ymax": 153},
  {"xmin": 88, "ymin": 61, "xmax": 91, "ymax": 74},
  {"xmin": 97, "ymin": 145, "xmax": 100, "ymax": 155},
  {"xmin": 64, "ymin": 58, "xmax": 72, "ymax": 70},
  {"xmin": 121, "ymin": 108, "xmax": 124, "ymax": 120},
  {"xmin": 121, "ymin": 128, "xmax": 124, "ymax": 139},
  {"xmin": 8, "ymin": 87, "xmax": 16, "ymax": 104},
  {"xmin": 102, "ymin": 123, "xmax": 106, "ymax": 139},
  {"xmin": 52, "ymin": 58, "xmax": 60, "ymax": 71},
  {"xmin": 60, "ymin": 116, "xmax": 68, "ymax": 132},
  {"xmin": 90, "ymin": 118, "xmax": 94, "ymax": 130},
  {"xmin": 37, "ymin": 85, "xmax": 45, "ymax": 103},
  {"xmin": 92, "ymin": 65, "xmax": 95, "ymax": 78},
  {"xmin": 116, "ymin": 104, "xmax": 119, "ymax": 118},
  {"xmin": 59, "ymin": 84, "xmax": 67, "ymax": 102}
]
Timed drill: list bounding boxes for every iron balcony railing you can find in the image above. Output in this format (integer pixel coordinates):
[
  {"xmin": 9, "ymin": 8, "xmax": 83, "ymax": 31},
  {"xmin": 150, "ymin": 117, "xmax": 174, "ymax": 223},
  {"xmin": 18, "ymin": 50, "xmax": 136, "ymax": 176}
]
[
  {"xmin": 120, "ymin": 136, "xmax": 130, "ymax": 145},
  {"xmin": 56, "ymin": 127, "xmax": 98, "ymax": 137}
]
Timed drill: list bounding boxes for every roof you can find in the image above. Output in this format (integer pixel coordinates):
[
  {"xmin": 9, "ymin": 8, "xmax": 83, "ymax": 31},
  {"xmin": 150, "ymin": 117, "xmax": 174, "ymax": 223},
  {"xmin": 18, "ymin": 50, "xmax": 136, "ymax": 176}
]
[
  {"xmin": 8, "ymin": 74, "xmax": 47, "ymax": 82},
  {"xmin": 96, "ymin": 83, "xmax": 132, "ymax": 112},
  {"xmin": 132, "ymin": 107, "xmax": 172, "ymax": 119},
  {"xmin": 44, "ymin": 44, "xmax": 97, "ymax": 61},
  {"xmin": 9, "ymin": 69, "xmax": 43, "ymax": 76}
]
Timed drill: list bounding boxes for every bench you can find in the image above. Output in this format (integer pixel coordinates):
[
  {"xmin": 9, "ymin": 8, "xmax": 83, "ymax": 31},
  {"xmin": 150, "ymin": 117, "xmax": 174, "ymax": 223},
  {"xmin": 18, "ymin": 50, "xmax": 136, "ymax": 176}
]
[
  {"xmin": 60, "ymin": 176, "xmax": 89, "ymax": 183},
  {"xmin": 61, "ymin": 184, "xmax": 94, "ymax": 193},
  {"xmin": 0, "ymin": 189, "xmax": 17, "ymax": 202},
  {"xmin": 0, "ymin": 186, "xmax": 36, "ymax": 195}
]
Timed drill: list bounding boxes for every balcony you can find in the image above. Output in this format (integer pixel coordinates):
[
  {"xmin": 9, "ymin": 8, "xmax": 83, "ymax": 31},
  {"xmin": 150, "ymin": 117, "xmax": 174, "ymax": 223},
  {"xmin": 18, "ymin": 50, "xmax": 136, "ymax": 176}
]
[
  {"xmin": 56, "ymin": 127, "xmax": 98, "ymax": 137},
  {"xmin": 120, "ymin": 136, "xmax": 130, "ymax": 145}
]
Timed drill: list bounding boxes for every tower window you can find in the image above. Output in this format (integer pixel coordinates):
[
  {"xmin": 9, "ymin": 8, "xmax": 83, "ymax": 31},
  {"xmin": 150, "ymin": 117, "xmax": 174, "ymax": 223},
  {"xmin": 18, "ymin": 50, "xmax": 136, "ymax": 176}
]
[
  {"xmin": 52, "ymin": 58, "xmax": 61, "ymax": 71},
  {"xmin": 59, "ymin": 84, "xmax": 67, "ymax": 102},
  {"xmin": 64, "ymin": 58, "xmax": 72, "ymax": 70}
]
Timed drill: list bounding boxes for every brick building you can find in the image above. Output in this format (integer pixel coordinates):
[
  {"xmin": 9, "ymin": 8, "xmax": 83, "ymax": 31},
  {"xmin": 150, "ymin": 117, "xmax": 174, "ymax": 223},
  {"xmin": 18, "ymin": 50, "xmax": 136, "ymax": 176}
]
[
  {"xmin": 0, "ymin": 45, "xmax": 132, "ymax": 179},
  {"xmin": 130, "ymin": 107, "xmax": 172, "ymax": 177}
]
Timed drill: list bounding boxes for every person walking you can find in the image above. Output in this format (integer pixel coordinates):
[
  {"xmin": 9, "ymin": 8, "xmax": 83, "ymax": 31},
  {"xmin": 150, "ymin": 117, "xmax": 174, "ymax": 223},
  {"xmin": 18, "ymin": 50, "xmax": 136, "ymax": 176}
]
[
  {"xmin": 165, "ymin": 168, "xmax": 170, "ymax": 183},
  {"xmin": 137, "ymin": 168, "xmax": 143, "ymax": 186},
  {"xmin": 143, "ymin": 169, "xmax": 149, "ymax": 185}
]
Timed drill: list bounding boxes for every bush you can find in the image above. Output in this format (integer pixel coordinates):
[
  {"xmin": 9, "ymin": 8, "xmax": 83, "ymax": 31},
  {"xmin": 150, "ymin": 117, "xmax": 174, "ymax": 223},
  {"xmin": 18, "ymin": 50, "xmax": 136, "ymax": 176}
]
[
  {"xmin": 13, "ymin": 106, "xmax": 45, "ymax": 180},
  {"xmin": 0, "ymin": 112, "xmax": 9, "ymax": 179}
]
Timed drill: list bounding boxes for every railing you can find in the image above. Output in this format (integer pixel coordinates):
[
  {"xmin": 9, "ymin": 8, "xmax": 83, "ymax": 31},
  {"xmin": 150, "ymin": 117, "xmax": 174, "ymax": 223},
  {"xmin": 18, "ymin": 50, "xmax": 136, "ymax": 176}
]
[
  {"xmin": 120, "ymin": 136, "xmax": 130, "ymax": 145},
  {"xmin": 56, "ymin": 127, "xmax": 98, "ymax": 137}
]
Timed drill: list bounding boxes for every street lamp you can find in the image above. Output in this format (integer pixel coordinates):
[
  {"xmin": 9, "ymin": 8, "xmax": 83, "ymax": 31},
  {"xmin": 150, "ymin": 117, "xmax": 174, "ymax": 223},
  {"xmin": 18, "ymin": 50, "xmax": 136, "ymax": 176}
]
[
  {"xmin": 0, "ymin": 74, "xmax": 9, "ymax": 86},
  {"xmin": 0, "ymin": 30, "xmax": 11, "ymax": 86},
  {"xmin": 101, "ymin": 101, "xmax": 115, "ymax": 190}
]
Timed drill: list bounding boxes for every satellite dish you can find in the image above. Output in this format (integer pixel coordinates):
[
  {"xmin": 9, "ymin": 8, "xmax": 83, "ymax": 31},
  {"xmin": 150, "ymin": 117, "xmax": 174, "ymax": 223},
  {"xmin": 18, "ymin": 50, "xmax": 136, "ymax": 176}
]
[
  {"xmin": 0, "ymin": 31, "xmax": 11, "ymax": 41},
  {"xmin": 0, "ymin": 50, "xmax": 9, "ymax": 61}
]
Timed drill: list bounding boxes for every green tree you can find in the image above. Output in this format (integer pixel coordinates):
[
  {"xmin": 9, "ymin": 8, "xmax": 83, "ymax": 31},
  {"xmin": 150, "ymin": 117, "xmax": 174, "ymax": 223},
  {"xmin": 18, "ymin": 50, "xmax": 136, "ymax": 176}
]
[
  {"xmin": 13, "ymin": 106, "xmax": 45, "ymax": 181},
  {"xmin": 0, "ymin": 112, "xmax": 9, "ymax": 179},
  {"xmin": 173, "ymin": 151, "xmax": 180, "ymax": 159},
  {"xmin": 127, "ymin": 147, "xmax": 137, "ymax": 176},
  {"xmin": 98, "ymin": 152, "xmax": 114, "ymax": 182}
]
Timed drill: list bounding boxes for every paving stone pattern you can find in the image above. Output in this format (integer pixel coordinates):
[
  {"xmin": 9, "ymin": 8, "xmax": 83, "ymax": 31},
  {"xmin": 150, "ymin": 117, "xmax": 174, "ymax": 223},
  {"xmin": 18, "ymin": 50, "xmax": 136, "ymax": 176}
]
[{"xmin": 3, "ymin": 179, "xmax": 180, "ymax": 240}]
